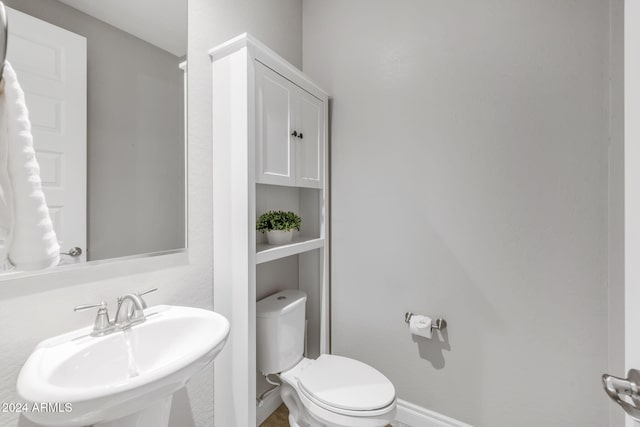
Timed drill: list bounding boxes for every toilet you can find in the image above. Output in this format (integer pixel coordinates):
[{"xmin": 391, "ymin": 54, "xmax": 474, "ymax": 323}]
[{"xmin": 257, "ymin": 290, "xmax": 397, "ymax": 427}]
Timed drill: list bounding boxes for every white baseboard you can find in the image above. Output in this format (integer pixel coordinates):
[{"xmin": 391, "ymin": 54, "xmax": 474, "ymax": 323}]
[
  {"xmin": 256, "ymin": 394, "xmax": 470, "ymax": 427},
  {"xmin": 256, "ymin": 389, "xmax": 283, "ymax": 426},
  {"xmin": 392, "ymin": 399, "xmax": 473, "ymax": 427}
]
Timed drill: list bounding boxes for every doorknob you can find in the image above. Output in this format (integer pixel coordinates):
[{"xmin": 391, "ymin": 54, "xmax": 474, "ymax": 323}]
[
  {"xmin": 603, "ymin": 369, "xmax": 640, "ymax": 421},
  {"xmin": 62, "ymin": 247, "xmax": 82, "ymax": 257}
]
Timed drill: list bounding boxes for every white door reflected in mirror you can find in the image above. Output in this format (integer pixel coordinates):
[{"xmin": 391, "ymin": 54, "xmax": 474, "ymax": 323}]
[{"xmin": 7, "ymin": 8, "xmax": 87, "ymax": 263}]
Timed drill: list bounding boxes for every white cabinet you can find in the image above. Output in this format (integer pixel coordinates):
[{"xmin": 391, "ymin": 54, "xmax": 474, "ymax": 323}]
[
  {"xmin": 256, "ymin": 63, "xmax": 295, "ymax": 185},
  {"xmin": 294, "ymin": 86, "xmax": 323, "ymax": 187},
  {"xmin": 211, "ymin": 34, "xmax": 329, "ymax": 427},
  {"xmin": 256, "ymin": 61, "xmax": 324, "ymax": 188}
]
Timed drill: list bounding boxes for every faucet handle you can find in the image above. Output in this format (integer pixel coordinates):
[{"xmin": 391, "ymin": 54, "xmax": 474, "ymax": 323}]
[
  {"xmin": 137, "ymin": 288, "xmax": 158, "ymax": 308},
  {"xmin": 138, "ymin": 288, "xmax": 158, "ymax": 297},
  {"xmin": 74, "ymin": 301, "xmax": 107, "ymax": 312},
  {"xmin": 74, "ymin": 301, "xmax": 113, "ymax": 336}
]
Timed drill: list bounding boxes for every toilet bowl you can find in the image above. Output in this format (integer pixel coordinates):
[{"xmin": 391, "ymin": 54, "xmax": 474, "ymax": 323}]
[
  {"xmin": 279, "ymin": 356, "xmax": 396, "ymax": 427},
  {"xmin": 257, "ymin": 290, "xmax": 397, "ymax": 427}
]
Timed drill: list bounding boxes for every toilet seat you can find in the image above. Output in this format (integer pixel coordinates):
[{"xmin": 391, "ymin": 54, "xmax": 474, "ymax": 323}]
[
  {"xmin": 279, "ymin": 356, "xmax": 396, "ymax": 427},
  {"xmin": 296, "ymin": 355, "xmax": 396, "ymax": 416}
]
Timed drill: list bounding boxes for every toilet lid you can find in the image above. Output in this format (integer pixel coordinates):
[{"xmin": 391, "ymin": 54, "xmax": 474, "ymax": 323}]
[{"xmin": 297, "ymin": 354, "xmax": 396, "ymax": 412}]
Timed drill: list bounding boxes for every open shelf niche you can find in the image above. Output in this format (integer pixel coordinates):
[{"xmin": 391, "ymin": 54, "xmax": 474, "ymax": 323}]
[
  {"xmin": 255, "ymin": 184, "xmax": 327, "ymax": 423},
  {"xmin": 256, "ymin": 184, "xmax": 325, "ymax": 263},
  {"xmin": 255, "ymin": 248, "xmax": 325, "ymax": 423}
]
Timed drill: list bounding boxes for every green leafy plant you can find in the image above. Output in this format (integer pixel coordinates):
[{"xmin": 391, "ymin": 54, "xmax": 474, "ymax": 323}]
[{"xmin": 256, "ymin": 210, "xmax": 301, "ymax": 233}]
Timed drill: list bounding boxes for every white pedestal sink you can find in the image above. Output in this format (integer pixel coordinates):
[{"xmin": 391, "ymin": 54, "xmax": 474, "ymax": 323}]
[{"xmin": 17, "ymin": 305, "xmax": 230, "ymax": 427}]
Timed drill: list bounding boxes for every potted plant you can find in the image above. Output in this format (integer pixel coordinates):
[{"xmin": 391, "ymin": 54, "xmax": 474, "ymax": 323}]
[{"xmin": 256, "ymin": 210, "xmax": 301, "ymax": 245}]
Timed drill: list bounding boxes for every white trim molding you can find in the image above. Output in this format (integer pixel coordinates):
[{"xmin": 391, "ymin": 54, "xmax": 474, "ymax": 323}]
[
  {"xmin": 208, "ymin": 33, "xmax": 328, "ymax": 100},
  {"xmin": 392, "ymin": 399, "xmax": 473, "ymax": 427}
]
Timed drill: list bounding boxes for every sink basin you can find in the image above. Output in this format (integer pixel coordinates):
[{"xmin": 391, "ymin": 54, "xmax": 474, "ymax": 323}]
[{"xmin": 17, "ymin": 305, "xmax": 230, "ymax": 427}]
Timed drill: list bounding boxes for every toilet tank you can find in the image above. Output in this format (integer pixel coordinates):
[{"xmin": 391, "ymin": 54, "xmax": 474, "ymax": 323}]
[{"xmin": 256, "ymin": 289, "xmax": 307, "ymax": 375}]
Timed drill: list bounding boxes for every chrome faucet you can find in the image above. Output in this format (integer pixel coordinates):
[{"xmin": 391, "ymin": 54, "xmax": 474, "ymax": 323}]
[
  {"xmin": 74, "ymin": 288, "xmax": 158, "ymax": 336},
  {"xmin": 115, "ymin": 293, "xmax": 147, "ymax": 328}
]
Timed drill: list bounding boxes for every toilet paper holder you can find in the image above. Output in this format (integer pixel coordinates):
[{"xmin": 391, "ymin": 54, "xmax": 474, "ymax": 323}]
[{"xmin": 404, "ymin": 312, "xmax": 447, "ymax": 331}]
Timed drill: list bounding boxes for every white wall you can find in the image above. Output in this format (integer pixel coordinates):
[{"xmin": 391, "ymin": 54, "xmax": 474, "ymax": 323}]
[
  {"xmin": 0, "ymin": 18, "xmax": 205, "ymax": 427},
  {"xmin": 0, "ymin": 1, "xmax": 301, "ymax": 427},
  {"xmin": 0, "ymin": 7, "xmax": 209, "ymax": 427},
  {"xmin": 303, "ymin": 1, "xmax": 610, "ymax": 426}
]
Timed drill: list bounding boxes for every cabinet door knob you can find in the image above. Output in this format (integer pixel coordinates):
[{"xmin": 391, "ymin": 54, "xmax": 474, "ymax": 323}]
[
  {"xmin": 291, "ymin": 131, "xmax": 298, "ymax": 137},
  {"xmin": 299, "ymin": 133, "xmax": 303, "ymax": 139}
]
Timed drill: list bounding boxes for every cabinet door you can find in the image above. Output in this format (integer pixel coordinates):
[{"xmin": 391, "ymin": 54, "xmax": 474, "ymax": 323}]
[
  {"xmin": 256, "ymin": 62, "xmax": 295, "ymax": 185},
  {"xmin": 294, "ymin": 86, "xmax": 324, "ymax": 188}
]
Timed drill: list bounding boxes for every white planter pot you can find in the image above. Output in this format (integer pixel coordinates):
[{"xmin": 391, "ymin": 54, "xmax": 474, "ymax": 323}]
[{"xmin": 266, "ymin": 230, "xmax": 294, "ymax": 245}]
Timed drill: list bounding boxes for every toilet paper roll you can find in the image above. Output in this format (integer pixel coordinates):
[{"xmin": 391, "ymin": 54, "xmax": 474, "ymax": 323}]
[{"xmin": 409, "ymin": 315, "xmax": 433, "ymax": 339}]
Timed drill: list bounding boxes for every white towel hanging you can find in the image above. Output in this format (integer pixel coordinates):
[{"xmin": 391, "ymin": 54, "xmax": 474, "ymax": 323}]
[{"xmin": 0, "ymin": 62, "xmax": 60, "ymax": 270}]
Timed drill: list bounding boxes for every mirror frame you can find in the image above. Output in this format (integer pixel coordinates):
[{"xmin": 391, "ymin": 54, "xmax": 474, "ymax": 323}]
[{"xmin": 0, "ymin": 249, "xmax": 189, "ymax": 299}]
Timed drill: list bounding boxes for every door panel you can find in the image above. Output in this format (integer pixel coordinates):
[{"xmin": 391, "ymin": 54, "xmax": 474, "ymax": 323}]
[
  {"xmin": 255, "ymin": 62, "xmax": 294, "ymax": 186},
  {"xmin": 7, "ymin": 8, "xmax": 87, "ymax": 261},
  {"xmin": 294, "ymin": 87, "xmax": 323, "ymax": 188}
]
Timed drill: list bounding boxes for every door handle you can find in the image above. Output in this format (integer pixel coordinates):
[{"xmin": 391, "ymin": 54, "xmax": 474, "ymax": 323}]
[
  {"xmin": 61, "ymin": 247, "xmax": 83, "ymax": 257},
  {"xmin": 603, "ymin": 369, "xmax": 640, "ymax": 421}
]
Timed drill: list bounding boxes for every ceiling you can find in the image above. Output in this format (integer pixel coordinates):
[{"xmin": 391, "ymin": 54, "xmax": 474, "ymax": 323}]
[{"xmin": 56, "ymin": 0, "xmax": 186, "ymax": 57}]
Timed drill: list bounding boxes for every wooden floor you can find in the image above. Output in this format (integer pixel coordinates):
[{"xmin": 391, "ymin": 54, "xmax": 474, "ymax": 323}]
[
  {"xmin": 260, "ymin": 404, "xmax": 392, "ymax": 427},
  {"xmin": 260, "ymin": 404, "xmax": 289, "ymax": 427}
]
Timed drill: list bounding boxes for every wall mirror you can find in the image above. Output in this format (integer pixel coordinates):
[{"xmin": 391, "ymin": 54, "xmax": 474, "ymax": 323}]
[{"xmin": 0, "ymin": 0, "xmax": 187, "ymax": 276}]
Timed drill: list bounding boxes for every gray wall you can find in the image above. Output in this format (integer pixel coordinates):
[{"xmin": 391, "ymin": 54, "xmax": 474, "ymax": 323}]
[
  {"xmin": 5, "ymin": 0, "xmax": 185, "ymax": 261},
  {"xmin": 303, "ymin": 1, "xmax": 610, "ymax": 426}
]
